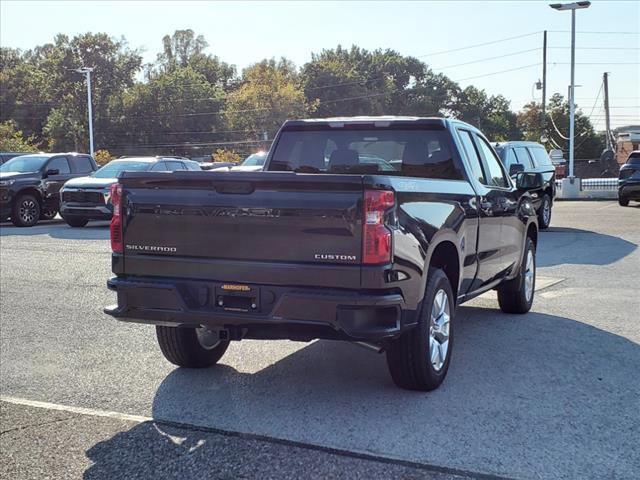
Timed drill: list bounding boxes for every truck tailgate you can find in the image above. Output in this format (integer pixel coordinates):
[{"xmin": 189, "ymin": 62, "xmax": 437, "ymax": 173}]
[{"xmin": 118, "ymin": 171, "xmax": 365, "ymax": 286}]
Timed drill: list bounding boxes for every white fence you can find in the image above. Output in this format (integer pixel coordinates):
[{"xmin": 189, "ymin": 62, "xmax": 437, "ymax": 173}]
[{"xmin": 555, "ymin": 178, "xmax": 618, "ymax": 199}]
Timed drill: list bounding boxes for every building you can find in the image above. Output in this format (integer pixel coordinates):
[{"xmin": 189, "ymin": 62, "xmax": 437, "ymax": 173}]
[{"xmin": 616, "ymin": 125, "xmax": 640, "ymax": 164}]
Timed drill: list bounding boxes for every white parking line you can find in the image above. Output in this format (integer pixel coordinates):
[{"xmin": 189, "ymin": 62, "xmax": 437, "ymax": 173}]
[{"xmin": 0, "ymin": 395, "xmax": 150, "ymax": 424}]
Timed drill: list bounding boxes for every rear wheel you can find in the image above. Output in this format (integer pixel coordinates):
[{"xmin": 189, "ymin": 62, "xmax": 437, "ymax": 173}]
[
  {"xmin": 11, "ymin": 194, "xmax": 40, "ymax": 227},
  {"xmin": 537, "ymin": 194, "xmax": 552, "ymax": 229},
  {"xmin": 497, "ymin": 237, "xmax": 535, "ymax": 314},
  {"xmin": 156, "ymin": 326, "xmax": 230, "ymax": 368},
  {"xmin": 65, "ymin": 216, "xmax": 89, "ymax": 227},
  {"xmin": 386, "ymin": 268, "xmax": 454, "ymax": 391},
  {"xmin": 618, "ymin": 197, "xmax": 629, "ymax": 207}
]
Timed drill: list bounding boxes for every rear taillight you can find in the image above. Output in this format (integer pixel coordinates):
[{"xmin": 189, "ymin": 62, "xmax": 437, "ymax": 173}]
[
  {"xmin": 110, "ymin": 183, "xmax": 123, "ymax": 253},
  {"xmin": 363, "ymin": 190, "xmax": 394, "ymax": 265}
]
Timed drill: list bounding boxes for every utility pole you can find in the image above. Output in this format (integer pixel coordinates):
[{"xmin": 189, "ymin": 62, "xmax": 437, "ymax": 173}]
[
  {"xmin": 75, "ymin": 67, "xmax": 94, "ymax": 156},
  {"xmin": 603, "ymin": 72, "xmax": 612, "ymax": 151},
  {"xmin": 542, "ymin": 30, "xmax": 547, "ymax": 137}
]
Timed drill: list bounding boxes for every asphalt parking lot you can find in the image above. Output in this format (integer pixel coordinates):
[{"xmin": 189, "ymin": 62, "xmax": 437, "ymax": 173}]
[{"xmin": 1, "ymin": 201, "xmax": 639, "ymax": 479}]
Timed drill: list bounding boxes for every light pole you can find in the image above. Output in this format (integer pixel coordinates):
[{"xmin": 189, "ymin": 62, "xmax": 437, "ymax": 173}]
[
  {"xmin": 549, "ymin": 1, "xmax": 591, "ymax": 180},
  {"xmin": 75, "ymin": 67, "xmax": 94, "ymax": 156}
]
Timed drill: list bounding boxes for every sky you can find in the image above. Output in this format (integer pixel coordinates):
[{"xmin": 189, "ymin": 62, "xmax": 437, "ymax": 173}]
[{"xmin": 1, "ymin": 0, "xmax": 639, "ymax": 129}]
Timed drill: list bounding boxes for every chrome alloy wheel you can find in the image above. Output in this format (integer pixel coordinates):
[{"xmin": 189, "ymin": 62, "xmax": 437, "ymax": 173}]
[
  {"xmin": 19, "ymin": 199, "xmax": 38, "ymax": 224},
  {"xmin": 524, "ymin": 249, "xmax": 535, "ymax": 302},
  {"xmin": 429, "ymin": 289, "xmax": 450, "ymax": 372},
  {"xmin": 195, "ymin": 327, "xmax": 221, "ymax": 350}
]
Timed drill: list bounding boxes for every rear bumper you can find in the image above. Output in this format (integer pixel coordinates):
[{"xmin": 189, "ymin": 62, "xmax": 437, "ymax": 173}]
[{"xmin": 104, "ymin": 276, "xmax": 407, "ymax": 342}]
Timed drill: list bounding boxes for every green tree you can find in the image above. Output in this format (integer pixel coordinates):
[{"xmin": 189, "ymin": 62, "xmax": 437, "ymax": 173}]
[
  {"xmin": 108, "ymin": 66, "xmax": 226, "ymax": 156},
  {"xmin": 301, "ymin": 46, "xmax": 458, "ymax": 118},
  {"xmin": 149, "ymin": 29, "xmax": 236, "ymax": 89},
  {"xmin": 517, "ymin": 101, "xmax": 543, "ymax": 142},
  {"xmin": 225, "ymin": 58, "xmax": 313, "ymax": 139},
  {"xmin": 541, "ymin": 93, "xmax": 603, "ymax": 158},
  {"xmin": 0, "ymin": 120, "xmax": 38, "ymax": 152},
  {"xmin": 454, "ymin": 86, "xmax": 521, "ymax": 141},
  {"xmin": 1, "ymin": 33, "xmax": 142, "ymax": 152}
]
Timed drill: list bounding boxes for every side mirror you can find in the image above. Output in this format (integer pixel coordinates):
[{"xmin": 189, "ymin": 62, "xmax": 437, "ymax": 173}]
[
  {"xmin": 44, "ymin": 168, "xmax": 60, "ymax": 177},
  {"xmin": 509, "ymin": 163, "xmax": 525, "ymax": 176},
  {"xmin": 516, "ymin": 171, "xmax": 543, "ymax": 190}
]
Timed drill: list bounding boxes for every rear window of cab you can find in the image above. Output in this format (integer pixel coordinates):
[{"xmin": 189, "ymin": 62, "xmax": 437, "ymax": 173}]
[{"xmin": 529, "ymin": 147, "xmax": 552, "ymax": 167}]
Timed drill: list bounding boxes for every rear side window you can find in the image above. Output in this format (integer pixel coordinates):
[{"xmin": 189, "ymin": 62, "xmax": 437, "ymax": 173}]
[
  {"xmin": 70, "ymin": 156, "xmax": 94, "ymax": 174},
  {"xmin": 514, "ymin": 147, "xmax": 534, "ymax": 169},
  {"xmin": 150, "ymin": 162, "xmax": 168, "ymax": 171},
  {"xmin": 47, "ymin": 157, "xmax": 71, "ymax": 174},
  {"xmin": 268, "ymin": 128, "xmax": 464, "ymax": 180},
  {"xmin": 529, "ymin": 147, "xmax": 552, "ymax": 167},
  {"xmin": 165, "ymin": 161, "xmax": 186, "ymax": 171}
]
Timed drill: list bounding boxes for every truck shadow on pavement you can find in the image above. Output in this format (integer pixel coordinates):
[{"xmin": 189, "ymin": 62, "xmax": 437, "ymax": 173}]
[
  {"xmin": 83, "ymin": 306, "xmax": 640, "ymax": 480},
  {"xmin": 538, "ymin": 226, "xmax": 636, "ymax": 267},
  {"xmin": 0, "ymin": 220, "xmax": 110, "ymax": 240}
]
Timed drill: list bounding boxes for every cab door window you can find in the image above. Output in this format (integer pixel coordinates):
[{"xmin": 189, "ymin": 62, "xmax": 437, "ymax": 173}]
[
  {"xmin": 504, "ymin": 149, "xmax": 517, "ymax": 170},
  {"xmin": 47, "ymin": 157, "xmax": 71, "ymax": 174},
  {"xmin": 474, "ymin": 134, "xmax": 509, "ymax": 188},
  {"xmin": 457, "ymin": 129, "xmax": 487, "ymax": 185}
]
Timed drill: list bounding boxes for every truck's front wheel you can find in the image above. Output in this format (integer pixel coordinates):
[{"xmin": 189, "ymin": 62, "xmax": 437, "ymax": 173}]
[
  {"xmin": 386, "ymin": 268, "xmax": 454, "ymax": 391},
  {"xmin": 156, "ymin": 326, "xmax": 230, "ymax": 368}
]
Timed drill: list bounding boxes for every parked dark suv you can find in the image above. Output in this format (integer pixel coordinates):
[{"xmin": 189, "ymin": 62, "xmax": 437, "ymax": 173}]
[
  {"xmin": 0, "ymin": 153, "xmax": 97, "ymax": 227},
  {"xmin": 60, "ymin": 156, "xmax": 201, "ymax": 227},
  {"xmin": 494, "ymin": 141, "xmax": 556, "ymax": 229},
  {"xmin": 618, "ymin": 151, "xmax": 640, "ymax": 206}
]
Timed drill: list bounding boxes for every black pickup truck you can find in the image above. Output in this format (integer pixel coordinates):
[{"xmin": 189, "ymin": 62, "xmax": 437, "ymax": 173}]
[{"xmin": 105, "ymin": 117, "xmax": 540, "ymax": 391}]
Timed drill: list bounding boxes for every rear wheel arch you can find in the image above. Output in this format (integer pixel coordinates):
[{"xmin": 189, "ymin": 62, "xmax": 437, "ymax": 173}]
[{"xmin": 427, "ymin": 240, "xmax": 461, "ymax": 302}]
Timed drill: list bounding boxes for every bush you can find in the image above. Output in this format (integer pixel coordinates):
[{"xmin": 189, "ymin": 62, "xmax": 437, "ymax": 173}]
[
  {"xmin": 93, "ymin": 149, "xmax": 114, "ymax": 166},
  {"xmin": 212, "ymin": 148, "xmax": 242, "ymax": 164}
]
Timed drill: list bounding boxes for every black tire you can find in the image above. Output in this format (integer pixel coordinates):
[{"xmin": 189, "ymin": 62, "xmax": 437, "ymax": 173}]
[
  {"xmin": 618, "ymin": 197, "xmax": 629, "ymax": 207},
  {"xmin": 11, "ymin": 194, "xmax": 41, "ymax": 227},
  {"xmin": 40, "ymin": 206, "xmax": 58, "ymax": 220},
  {"xmin": 497, "ymin": 237, "xmax": 536, "ymax": 314},
  {"xmin": 386, "ymin": 268, "xmax": 454, "ymax": 391},
  {"xmin": 65, "ymin": 216, "xmax": 89, "ymax": 228},
  {"xmin": 537, "ymin": 194, "xmax": 552, "ymax": 229},
  {"xmin": 156, "ymin": 326, "xmax": 230, "ymax": 368}
]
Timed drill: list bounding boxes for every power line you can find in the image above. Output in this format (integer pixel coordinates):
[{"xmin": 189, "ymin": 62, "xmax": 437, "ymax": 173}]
[
  {"xmin": 454, "ymin": 63, "xmax": 541, "ymax": 82},
  {"xmin": 583, "ymin": 83, "xmax": 603, "ymax": 122},
  {"xmin": 433, "ymin": 48, "xmax": 540, "ymax": 70},
  {"xmin": 415, "ymin": 31, "xmax": 541, "ymax": 58},
  {"xmin": 552, "ymin": 62, "xmax": 640, "ymax": 65},
  {"xmin": 549, "ymin": 46, "xmax": 640, "ymax": 50},
  {"xmin": 548, "ymin": 30, "xmax": 640, "ymax": 34}
]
